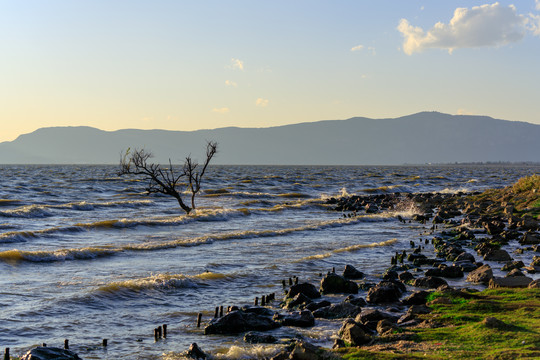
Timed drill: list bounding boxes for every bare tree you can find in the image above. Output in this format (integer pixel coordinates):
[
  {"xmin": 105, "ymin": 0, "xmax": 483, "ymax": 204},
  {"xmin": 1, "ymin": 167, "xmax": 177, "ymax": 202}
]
[{"xmin": 118, "ymin": 141, "xmax": 218, "ymax": 214}]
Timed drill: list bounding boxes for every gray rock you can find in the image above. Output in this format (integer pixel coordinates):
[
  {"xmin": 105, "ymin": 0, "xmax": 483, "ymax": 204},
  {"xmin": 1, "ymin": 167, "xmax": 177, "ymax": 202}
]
[
  {"xmin": 244, "ymin": 332, "xmax": 278, "ymax": 344},
  {"xmin": 320, "ymin": 273, "xmax": 358, "ymax": 294},
  {"xmin": 466, "ymin": 264, "xmax": 493, "ymax": 284},
  {"xmin": 366, "ymin": 281, "xmax": 403, "ymax": 304},
  {"xmin": 20, "ymin": 347, "xmax": 82, "ymax": 360},
  {"xmin": 204, "ymin": 310, "xmax": 280, "ymax": 335},
  {"xmin": 401, "ymin": 290, "xmax": 430, "ymax": 305},
  {"xmin": 187, "ymin": 343, "xmax": 207, "ymax": 360},
  {"xmin": 343, "ymin": 264, "xmax": 364, "ymax": 279},
  {"xmin": 312, "ymin": 302, "xmax": 361, "ymax": 319},
  {"xmin": 483, "ymin": 249, "xmax": 512, "ymax": 262},
  {"xmin": 286, "ymin": 283, "xmax": 321, "ymax": 299},
  {"xmin": 339, "ymin": 319, "xmax": 372, "ymax": 346},
  {"xmin": 454, "ymin": 252, "xmax": 476, "ymax": 263},
  {"xmin": 273, "ymin": 310, "xmax": 315, "ymax": 328},
  {"xmin": 413, "ymin": 276, "xmax": 448, "ymax": 289},
  {"xmin": 488, "ymin": 276, "xmax": 533, "ymax": 289}
]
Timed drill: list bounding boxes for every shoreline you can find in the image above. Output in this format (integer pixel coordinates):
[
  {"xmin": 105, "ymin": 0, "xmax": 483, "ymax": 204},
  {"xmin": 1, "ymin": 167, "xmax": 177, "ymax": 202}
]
[{"xmin": 10, "ymin": 176, "xmax": 540, "ymax": 360}]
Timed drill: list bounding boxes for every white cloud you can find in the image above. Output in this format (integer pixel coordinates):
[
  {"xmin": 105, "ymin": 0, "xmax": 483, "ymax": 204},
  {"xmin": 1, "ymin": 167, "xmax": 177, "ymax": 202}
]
[
  {"xmin": 398, "ymin": 3, "xmax": 527, "ymax": 55},
  {"xmin": 255, "ymin": 98, "xmax": 269, "ymax": 107},
  {"xmin": 225, "ymin": 80, "xmax": 238, "ymax": 87},
  {"xmin": 529, "ymin": 13, "xmax": 540, "ymax": 36},
  {"xmin": 351, "ymin": 44, "xmax": 364, "ymax": 52},
  {"xmin": 536, "ymin": 0, "xmax": 540, "ymax": 11},
  {"xmin": 230, "ymin": 58, "xmax": 244, "ymax": 70},
  {"xmin": 212, "ymin": 107, "xmax": 230, "ymax": 114}
]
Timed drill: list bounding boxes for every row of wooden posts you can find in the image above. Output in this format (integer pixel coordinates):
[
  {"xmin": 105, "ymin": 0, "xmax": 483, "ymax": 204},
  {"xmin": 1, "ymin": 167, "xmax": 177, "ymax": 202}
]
[{"xmin": 195, "ymin": 291, "xmax": 277, "ymax": 328}]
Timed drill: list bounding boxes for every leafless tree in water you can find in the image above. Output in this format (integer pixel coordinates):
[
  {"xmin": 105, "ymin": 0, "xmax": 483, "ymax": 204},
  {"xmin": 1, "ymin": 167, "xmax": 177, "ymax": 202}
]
[{"xmin": 118, "ymin": 141, "xmax": 218, "ymax": 214}]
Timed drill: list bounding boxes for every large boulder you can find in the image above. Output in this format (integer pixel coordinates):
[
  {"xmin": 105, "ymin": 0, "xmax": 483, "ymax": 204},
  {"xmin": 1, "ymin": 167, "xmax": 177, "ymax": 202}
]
[
  {"xmin": 520, "ymin": 232, "xmax": 540, "ymax": 245},
  {"xmin": 488, "ymin": 276, "xmax": 534, "ymax": 289},
  {"xmin": 273, "ymin": 310, "xmax": 315, "ymax": 328},
  {"xmin": 204, "ymin": 310, "xmax": 279, "ymax": 334},
  {"xmin": 483, "ymin": 249, "xmax": 512, "ymax": 262},
  {"xmin": 355, "ymin": 308, "xmax": 399, "ymax": 331},
  {"xmin": 401, "ymin": 290, "xmax": 430, "ymax": 305},
  {"xmin": 366, "ymin": 281, "xmax": 404, "ymax": 304},
  {"xmin": 338, "ymin": 319, "xmax": 372, "ymax": 346},
  {"xmin": 287, "ymin": 283, "xmax": 321, "ymax": 299},
  {"xmin": 312, "ymin": 302, "xmax": 361, "ymax": 319},
  {"xmin": 20, "ymin": 347, "xmax": 82, "ymax": 360},
  {"xmin": 187, "ymin": 343, "xmax": 207, "ymax": 360},
  {"xmin": 320, "ymin": 273, "xmax": 358, "ymax": 294},
  {"xmin": 284, "ymin": 293, "xmax": 312, "ymax": 310},
  {"xmin": 413, "ymin": 276, "xmax": 448, "ymax": 289},
  {"xmin": 342, "ymin": 264, "xmax": 364, "ymax": 279},
  {"xmin": 466, "ymin": 264, "xmax": 493, "ymax": 284}
]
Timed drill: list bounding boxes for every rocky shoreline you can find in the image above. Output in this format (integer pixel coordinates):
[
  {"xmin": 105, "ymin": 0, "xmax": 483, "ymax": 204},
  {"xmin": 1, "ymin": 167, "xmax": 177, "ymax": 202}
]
[{"xmin": 12, "ymin": 177, "xmax": 540, "ymax": 360}]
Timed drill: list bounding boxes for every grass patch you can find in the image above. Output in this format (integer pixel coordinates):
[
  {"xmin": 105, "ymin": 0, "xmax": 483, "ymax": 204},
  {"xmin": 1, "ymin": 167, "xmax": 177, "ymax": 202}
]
[{"xmin": 337, "ymin": 288, "xmax": 540, "ymax": 360}]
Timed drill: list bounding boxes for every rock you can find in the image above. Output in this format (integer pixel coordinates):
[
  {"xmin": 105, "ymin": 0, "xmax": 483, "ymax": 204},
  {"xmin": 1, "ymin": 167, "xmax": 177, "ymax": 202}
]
[
  {"xmin": 413, "ymin": 276, "xmax": 448, "ymax": 289},
  {"xmin": 320, "ymin": 273, "xmax": 358, "ymax": 295},
  {"xmin": 20, "ymin": 347, "xmax": 82, "ymax": 360},
  {"xmin": 342, "ymin": 264, "xmax": 364, "ymax": 279},
  {"xmin": 506, "ymin": 269, "xmax": 525, "ymax": 277},
  {"xmin": 344, "ymin": 295, "xmax": 367, "ymax": 307},
  {"xmin": 401, "ymin": 290, "xmax": 430, "ymax": 305},
  {"xmin": 187, "ymin": 343, "xmax": 207, "ymax": 360},
  {"xmin": 517, "ymin": 216, "xmax": 539, "ymax": 231},
  {"xmin": 427, "ymin": 297, "xmax": 452, "ymax": 305},
  {"xmin": 285, "ymin": 293, "xmax": 312, "ymax": 309},
  {"xmin": 355, "ymin": 308, "xmax": 399, "ymax": 330},
  {"xmin": 273, "ymin": 310, "xmax": 315, "ymax": 327},
  {"xmin": 454, "ymin": 252, "xmax": 476, "ymax": 263},
  {"xmin": 376, "ymin": 319, "xmax": 396, "ymax": 335},
  {"xmin": 244, "ymin": 332, "xmax": 278, "ymax": 344},
  {"xmin": 531, "ymin": 256, "xmax": 540, "ymax": 267},
  {"xmin": 398, "ymin": 271, "xmax": 414, "ymax": 282},
  {"xmin": 528, "ymin": 279, "xmax": 540, "ymax": 288},
  {"xmin": 288, "ymin": 341, "xmax": 326, "ymax": 360},
  {"xmin": 383, "ymin": 269, "xmax": 398, "ymax": 281},
  {"xmin": 466, "ymin": 264, "xmax": 493, "ymax": 284},
  {"xmin": 482, "ymin": 317, "xmax": 510, "ymax": 330},
  {"xmin": 488, "ymin": 276, "xmax": 533, "ymax": 289},
  {"xmin": 484, "ymin": 220, "xmax": 505, "ymax": 235},
  {"xmin": 339, "ymin": 319, "xmax": 372, "ymax": 346},
  {"xmin": 407, "ymin": 304, "xmax": 432, "ymax": 315},
  {"xmin": 312, "ymin": 302, "xmax": 361, "ymax": 319},
  {"xmin": 204, "ymin": 310, "xmax": 280, "ymax": 334},
  {"xmin": 520, "ymin": 232, "xmax": 540, "ymax": 245},
  {"xmin": 425, "ymin": 265, "xmax": 463, "ymax": 278},
  {"xmin": 501, "ymin": 260, "xmax": 525, "ymax": 272},
  {"xmin": 366, "ymin": 281, "xmax": 403, "ymax": 304},
  {"xmin": 483, "ymin": 249, "xmax": 512, "ymax": 262},
  {"xmin": 287, "ymin": 283, "xmax": 321, "ymax": 299},
  {"xmin": 454, "ymin": 260, "xmax": 478, "ymax": 272},
  {"xmin": 305, "ymin": 300, "xmax": 332, "ymax": 312}
]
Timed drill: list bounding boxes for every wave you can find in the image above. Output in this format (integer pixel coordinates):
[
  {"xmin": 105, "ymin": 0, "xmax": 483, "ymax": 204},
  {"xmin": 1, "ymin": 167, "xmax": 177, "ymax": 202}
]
[
  {"xmin": 0, "ymin": 200, "xmax": 154, "ymax": 219},
  {"xmin": 0, "ymin": 247, "xmax": 120, "ymax": 263},
  {"xmin": 296, "ymin": 238, "xmax": 398, "ymax": 262},
  {"xmin": 0, "ymin": 199, "xmax": 23, "ymax": 207},
  {"xmin": 0, "ymin": 205, "xmax": 54, "ymax": 218},
  {"xmin": 95, "ymin": 271, "xmax": 231, "ymax": 296}
]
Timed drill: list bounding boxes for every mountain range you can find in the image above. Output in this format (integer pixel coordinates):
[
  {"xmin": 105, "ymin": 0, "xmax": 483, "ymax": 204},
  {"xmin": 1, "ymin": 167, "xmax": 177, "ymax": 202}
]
[{"xmin": 1, "ymin": 112, "xmax": 539, "ymax": 165}]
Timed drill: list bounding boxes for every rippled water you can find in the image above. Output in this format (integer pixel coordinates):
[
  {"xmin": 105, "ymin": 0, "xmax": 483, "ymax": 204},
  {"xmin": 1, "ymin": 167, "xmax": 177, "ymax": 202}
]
[{"xmin": 1, "ymin": 164, "xmax": 538, "ymax": 359}]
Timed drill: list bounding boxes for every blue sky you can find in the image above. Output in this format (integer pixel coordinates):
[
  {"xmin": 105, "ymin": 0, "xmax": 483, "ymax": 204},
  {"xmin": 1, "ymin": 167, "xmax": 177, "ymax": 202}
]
[{"xmin": 1, "ymin": 1, "xmax": 539, "ymax": 141}]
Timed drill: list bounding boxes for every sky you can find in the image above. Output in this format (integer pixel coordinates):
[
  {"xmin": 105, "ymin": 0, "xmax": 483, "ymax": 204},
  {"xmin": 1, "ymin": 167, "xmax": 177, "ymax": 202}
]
[{"xmin": 1, "ymin": 0, "xmax": 540, "ymax": 142}]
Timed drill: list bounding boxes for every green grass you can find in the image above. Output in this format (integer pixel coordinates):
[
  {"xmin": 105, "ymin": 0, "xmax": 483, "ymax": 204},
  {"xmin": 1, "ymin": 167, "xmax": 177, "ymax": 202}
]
[{"xmin": 337, "ymin": 288, "xmax": 540, "ymax": 360}]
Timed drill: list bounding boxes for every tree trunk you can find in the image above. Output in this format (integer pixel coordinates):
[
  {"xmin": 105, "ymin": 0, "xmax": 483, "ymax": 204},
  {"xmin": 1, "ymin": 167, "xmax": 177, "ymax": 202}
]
[{"xmin": 175, "ymin": 194, "xmax": 192, "ymax": 214}]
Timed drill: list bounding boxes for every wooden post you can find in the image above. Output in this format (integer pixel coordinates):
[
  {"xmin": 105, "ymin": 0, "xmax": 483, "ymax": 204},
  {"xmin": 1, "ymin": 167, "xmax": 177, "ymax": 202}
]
[
  {"xmin": 332, "ymin": 267, "xmax": 335, "ymax": 273},
  {"xmin": 154, "ymin": 328, "xmax": 159, "ymax": 341},
  {"xmin": 196, "ymin": 313, "xmax": 202, "ymax": 328},
  {"xmin": 288, "ymin": 277, "xmax": 293, "ymax": 285},
  {"xmin": 64, "ymin": 339, "xmax": 69, "ymax": 350},
  {"xmin": 254, "ymin": 297, "xmax": 258, "ymax": 306},
  {"xmin": 282, "ymin": 279, "xmax": 286, "ymax": 287},
  {"xmin": 261, "ymin": 295, "xmax": 266, "ymax": 306},
  {"xmin": 219, "ymin": 306, "xmax": 224, "ymax": 317},
  {"xmin": 294, "ymin": 277, "xmax": 298, "ymax": 285},
  {"xmin": 102, "ymin": 339, "xmax": 108, "ymax": 347},
  {"xmin": 214, "ymin": 307, "xmax": 219, "ymax": 318},
  {"xmin": 4, "ymin": 348, "xmax": 9, "ymax": 360},
  {"xmin": 157, "ymin": 325, "xmax": 162, "ymax": 338},
  {"xmin": 162, "ymin": 324, "xmax": 167, "ymax": 338},
  {"xmin": 42, "ymin": 343, "xmax": 47, "ymax": 347}
]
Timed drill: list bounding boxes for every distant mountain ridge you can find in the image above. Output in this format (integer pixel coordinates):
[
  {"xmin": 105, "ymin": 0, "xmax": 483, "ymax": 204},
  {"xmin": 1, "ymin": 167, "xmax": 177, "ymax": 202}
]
[{"xmin": 1, "ymin": 112, "xmax": 539, "ymax": 165}]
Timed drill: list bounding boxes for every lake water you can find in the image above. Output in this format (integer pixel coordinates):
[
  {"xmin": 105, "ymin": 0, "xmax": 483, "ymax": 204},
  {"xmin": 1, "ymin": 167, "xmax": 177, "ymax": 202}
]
[{"xmin": 1, "ymin": 164, "xmax": 539, "ymax": 359}]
